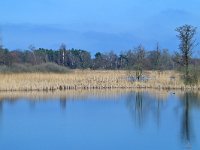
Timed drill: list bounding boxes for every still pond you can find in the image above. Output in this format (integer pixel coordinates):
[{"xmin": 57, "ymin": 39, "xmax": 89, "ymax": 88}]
[{"xmin": 0, "ymin": 90, "xmax": 199, "ymax": 150}]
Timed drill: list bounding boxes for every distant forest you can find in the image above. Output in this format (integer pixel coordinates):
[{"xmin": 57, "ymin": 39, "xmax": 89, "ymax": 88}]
[{"xmin": 0, "ymin": 43, "xmax": 199, "ymax": 71}]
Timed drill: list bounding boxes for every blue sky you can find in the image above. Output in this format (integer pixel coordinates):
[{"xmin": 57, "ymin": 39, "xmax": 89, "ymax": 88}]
[{"xmin": 0, "ymin": 0, "xmax": 200, "ymax": 54}]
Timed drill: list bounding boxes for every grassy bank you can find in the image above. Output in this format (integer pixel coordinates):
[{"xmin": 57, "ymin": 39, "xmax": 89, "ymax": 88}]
[{"xmin": 0, "ymin": 70, "xmax": 199, "ymax": 91}]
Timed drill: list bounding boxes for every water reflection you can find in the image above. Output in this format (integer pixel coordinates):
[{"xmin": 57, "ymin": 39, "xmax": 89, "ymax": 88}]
[
  {"xmin": 0, "ymin": 89, "xmax": 131, "ymax": 101},
  {"xmin": 179, "ymin": 92, "xmax": 200, "ymax": 148},
  {"xmin": 29, "ymin": 100, "xmax": 36, "ymax": 110},
  {"xmin": 126, "ymin": 91, "xmax": 167, "ymax": 128},
  {"xmin": 60, "ymin": 96, "xmax": 68, "ymax": 110},
  {"xmin": 126, "ymin": 92, "xmax": 146, "ymax": 127},
  {"xmin": 0, "ymin": 100, "xmax": 2, "ymax": 125},
  {"xmin": 181, "ymin": 93, "xmax": 192, "ymax": 146},
  {"xmin": 0, "ymin": 90, "xmax": 200, "ymax": 150},
  {"xmin": 0, "ymin": 100, "xmax": 2, "ymax": 113},
  {"xmin": 126, "ymin": 91, "xmax": 200, "ymax": 149}
]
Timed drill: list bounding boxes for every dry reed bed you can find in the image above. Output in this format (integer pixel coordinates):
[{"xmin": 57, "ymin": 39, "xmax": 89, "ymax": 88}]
[{"xmin": 0, "ymin": 70, "xmax": 199, "ymax": 91}]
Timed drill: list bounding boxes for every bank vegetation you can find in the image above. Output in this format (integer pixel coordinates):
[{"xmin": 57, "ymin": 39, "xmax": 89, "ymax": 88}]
[{"xmin": 0, "ymin": 70, "xmax": 199, "ymax": 91}]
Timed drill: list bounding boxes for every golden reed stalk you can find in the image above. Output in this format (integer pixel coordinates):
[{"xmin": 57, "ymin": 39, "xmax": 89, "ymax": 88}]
[{"xmin": 0, "ymin": 70, "xmax": 199, "ymax": 91}]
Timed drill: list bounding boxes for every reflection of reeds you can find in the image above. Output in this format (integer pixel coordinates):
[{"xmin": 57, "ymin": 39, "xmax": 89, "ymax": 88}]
[
  {"xmin": 0, "ymin": 89, "xmax": 132, "ymax": 101},
  {"xmin": 142, "ymin": 89, "xmax": 169, "ymax": 101},
  {"xmin": 0, "ymin": 70, "xmax": 199, "ymax": 91},
  {"xmin": 0, "ymin": 89, "xmax": 172, "ymax": 102}
]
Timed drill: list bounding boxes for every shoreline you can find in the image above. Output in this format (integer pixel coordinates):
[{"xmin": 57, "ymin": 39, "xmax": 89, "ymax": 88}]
[{"xmin": 0, "ymin": 88, "xmax": 196, "ymax": 101}]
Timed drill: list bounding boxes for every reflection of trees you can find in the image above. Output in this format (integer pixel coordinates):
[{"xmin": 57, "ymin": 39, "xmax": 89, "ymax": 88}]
[
  {"xmin": 0, "ymin": 100, "xmax": 2, "ymax": 114},
  {"xmin": 135, "ymin": 92, "xmax": 143, "ymax": 126},
  {"xmin": 27, "ymin": 96, "xmax": 69, "ymax": 111},
  {"xmin": 0, "ymin": 96, "xmax": 69, "ymax": 113},
  {"xmin": 0, "ymin": 98, "xmax": 18, "ymax": 123},
  {"xmin": 29, "ymin": 100, "xmax": 36, "ymax": 110},
  {"xmin": 126, "ymin": 91, "xmax": 200, "ymax": 148},
  {"xmin": 0, "ymin": 100, "xmax": 3, "ymax": 133},
  {"xmin": 60, "ymin": 96, "xmax": 68, "ymax": 110},
  {"xmin": 181, "ymin": 93, "xmax": 191, "ymax": 144},
  {"xmin": 0, "ymin": 100, "xmax": 3, "ymax": 124},
  {"xmin": 155, "ymin": 97, "xmax": 161, "ymax": 128},
  {"xmin": 126, "ymin": 91, "xmax": 166, "ymax": 128},
  {"xmin": 179, "ymin": 92, "xmax": 200, "ymax": 147}
]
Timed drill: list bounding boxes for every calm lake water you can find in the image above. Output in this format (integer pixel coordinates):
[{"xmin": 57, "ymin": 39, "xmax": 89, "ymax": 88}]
[{"xmin": 0, "ymin": 90, "xmax": 200, "ymax": 150}]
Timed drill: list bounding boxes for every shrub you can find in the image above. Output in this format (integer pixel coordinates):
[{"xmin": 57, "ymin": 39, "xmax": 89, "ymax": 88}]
[
  {"xmin": 33, "ymin": 63, "xmax": 70, "ymax": 73},
  {"xmin": 0, "ymin": 63, "xmax": 70, "ymax": 73},
  {"xmin": 180, "ymin": 66, "xmax": 200, "ymax": 86}
]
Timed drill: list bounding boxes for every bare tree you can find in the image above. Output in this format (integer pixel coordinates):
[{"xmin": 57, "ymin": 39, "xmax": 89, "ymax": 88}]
[
  {"xmin": 175, "ymin": 25, "xmax": 197, "ymax": 84},
  {"xmin": 155, "ymin": 42, "xmax": 161, "ymax": 70},
  {"xmin": 148, "ymin": 43, "xmax": 161, "ymax": 70},
  {"xmin": 59, "ymin": 43, "xmax": 67, "ymax": 66},
  {"xmin": 28, "ymin": 44, "xmax": 37, "ymax": 65},
  {"xmin": 134, "ymin": 45, "xmax": 146, "ymax": 80}
]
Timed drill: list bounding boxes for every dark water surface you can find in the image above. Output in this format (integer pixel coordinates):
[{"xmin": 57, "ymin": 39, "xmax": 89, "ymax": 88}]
[{"xmin": 0, "ymin": 90, "xmax": 200, "ymax": 150}]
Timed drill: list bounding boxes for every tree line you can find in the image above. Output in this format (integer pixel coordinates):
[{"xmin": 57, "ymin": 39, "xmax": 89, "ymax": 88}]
[
  {"xmin": 0, "ymin": 43, "xmax": 185, "ymax": 70},
  {"xmin": 0, "ymin": 25, "xmax": 199, "ymax": 72}
]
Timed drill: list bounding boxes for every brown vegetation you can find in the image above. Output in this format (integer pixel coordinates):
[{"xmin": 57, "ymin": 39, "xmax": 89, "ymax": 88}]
[{"xmin": 0, "ymin": 70, "xmax": 199, "ymax": 91}]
